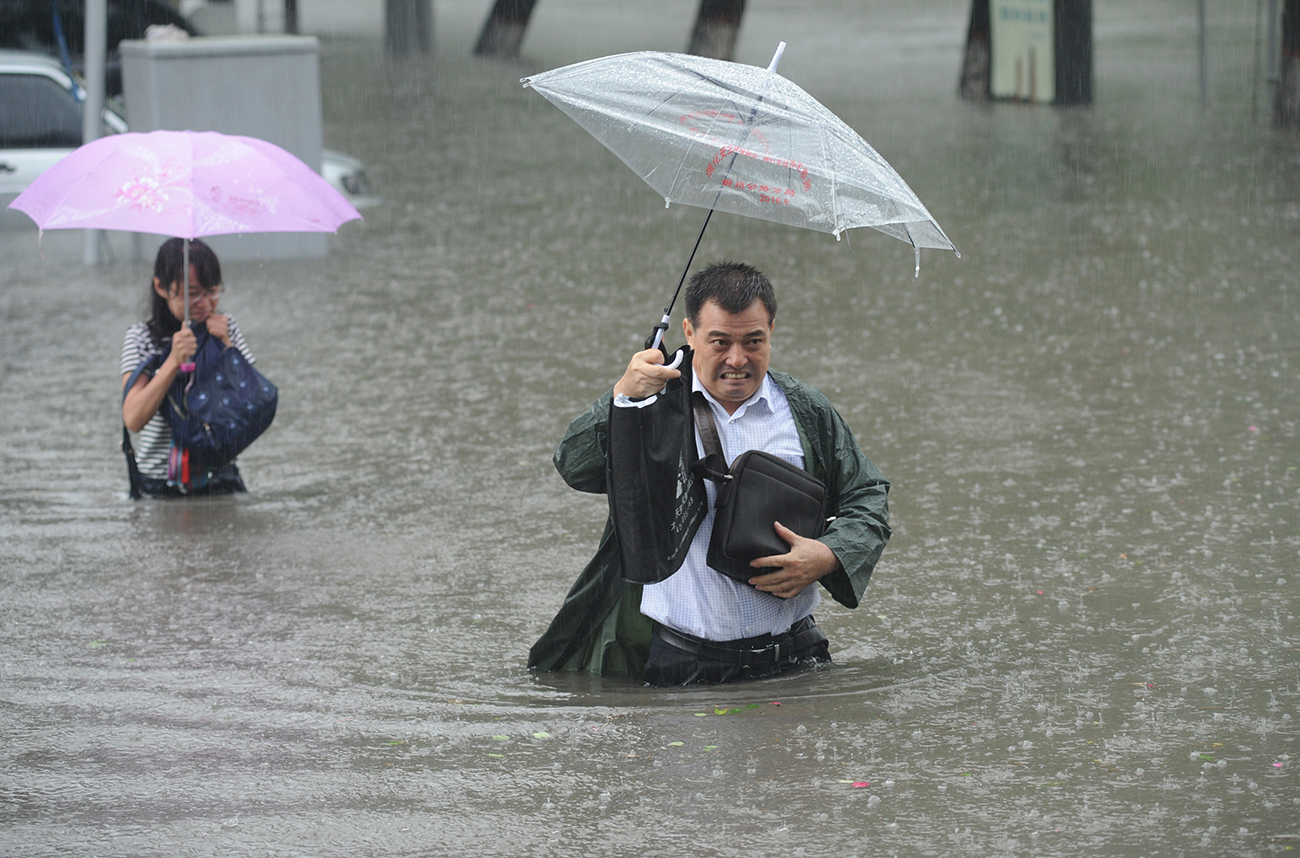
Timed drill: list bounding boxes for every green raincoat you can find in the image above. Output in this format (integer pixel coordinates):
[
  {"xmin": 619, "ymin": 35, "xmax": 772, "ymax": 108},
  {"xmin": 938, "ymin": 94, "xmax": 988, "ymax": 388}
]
[{"xmin": 528, "ymin": 371, "xmax": 891, "ymax": 676}]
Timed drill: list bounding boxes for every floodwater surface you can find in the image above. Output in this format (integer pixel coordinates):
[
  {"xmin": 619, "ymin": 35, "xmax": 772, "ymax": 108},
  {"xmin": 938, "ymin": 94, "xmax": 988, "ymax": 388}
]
[{"xmin": 1, "ymin": 1, "xmax": 1297, "ymax": 856}]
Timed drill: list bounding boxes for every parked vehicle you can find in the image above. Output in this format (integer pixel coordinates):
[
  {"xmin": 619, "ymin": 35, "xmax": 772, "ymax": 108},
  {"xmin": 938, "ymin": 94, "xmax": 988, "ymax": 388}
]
[
  {"xmin": 0, "ymin": 49, "xmax": 378, "ymax": 208},
  {"xmin": 0, "ymin": 49, "xmax": 125, "ymax": 196},
  {"xmin": 0, "ymin": 0, "xmax": 198, "ymax": 97}
]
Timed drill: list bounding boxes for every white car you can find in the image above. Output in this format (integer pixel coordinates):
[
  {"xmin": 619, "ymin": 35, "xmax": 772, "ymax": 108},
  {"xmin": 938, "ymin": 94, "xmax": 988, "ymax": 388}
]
[
  {"xmin": 0, "ymin": 49, "xmax": 378, "ymax": 207},
  {"xmin": 0, "ymin": 50, "xmax": 127, "ymax": 196}
]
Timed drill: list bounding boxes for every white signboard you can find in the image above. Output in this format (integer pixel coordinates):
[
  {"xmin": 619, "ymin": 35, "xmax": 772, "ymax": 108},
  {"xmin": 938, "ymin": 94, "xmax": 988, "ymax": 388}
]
[{"xmin": 991, "ymin": 0, "xmax": 1055, "ymax": 103}]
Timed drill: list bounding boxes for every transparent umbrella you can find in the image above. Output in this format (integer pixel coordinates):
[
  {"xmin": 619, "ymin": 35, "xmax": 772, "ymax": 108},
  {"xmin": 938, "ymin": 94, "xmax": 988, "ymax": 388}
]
[{"xmin": 523, "ymin": 43, "xmax": 958, "ymax": 346}]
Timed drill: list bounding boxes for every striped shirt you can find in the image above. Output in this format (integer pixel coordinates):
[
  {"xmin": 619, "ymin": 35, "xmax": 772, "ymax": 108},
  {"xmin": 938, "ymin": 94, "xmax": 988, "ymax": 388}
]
[
  {"xmin": 638, "ymin": 373, "xmax": 821, "ymax": 641},
  {"xmin": 119, "ymin": 318, "xmax": 255, "ymax": 480}
]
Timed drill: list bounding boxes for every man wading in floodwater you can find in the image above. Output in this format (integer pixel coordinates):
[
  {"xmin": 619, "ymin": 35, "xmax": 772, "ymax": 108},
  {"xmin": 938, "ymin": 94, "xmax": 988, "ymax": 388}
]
[{"xmin": 529, "ymin": 262, "xmax": 891, "ymax": 686}]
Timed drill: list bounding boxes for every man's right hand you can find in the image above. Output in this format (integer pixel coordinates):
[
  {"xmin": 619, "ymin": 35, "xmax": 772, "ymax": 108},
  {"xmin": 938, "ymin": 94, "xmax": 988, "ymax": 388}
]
[{"xmin": 613, "ymin": 347, "xmax": 681, "ymax": 400}]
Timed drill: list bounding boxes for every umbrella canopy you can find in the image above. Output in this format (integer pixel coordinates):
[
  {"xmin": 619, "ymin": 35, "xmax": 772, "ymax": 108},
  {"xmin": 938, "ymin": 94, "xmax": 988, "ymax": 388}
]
[
  {"xmin": 8, "ymin": 129, "xmax": 361, "ymax": 238},
  {"xmin": 522, "ymin": 48, "xmax": 956, "ymax": 252}
]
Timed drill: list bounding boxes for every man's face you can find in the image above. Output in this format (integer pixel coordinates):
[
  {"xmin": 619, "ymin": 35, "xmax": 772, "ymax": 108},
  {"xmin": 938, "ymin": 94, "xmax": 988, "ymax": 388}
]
[{"xmin": 683, "ymin": 298, "xmax": 773, "ymax": 413}]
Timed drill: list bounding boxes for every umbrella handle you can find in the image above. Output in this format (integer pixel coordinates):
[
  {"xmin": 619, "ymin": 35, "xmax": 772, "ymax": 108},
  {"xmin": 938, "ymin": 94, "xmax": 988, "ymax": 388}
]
[
  {"xmin": 646, "ymin": 311, "xmax": 672, "ymax": 352},
  {"xmin": 180, "ymin": 311, "xmax": 196, "ymax": 373}
]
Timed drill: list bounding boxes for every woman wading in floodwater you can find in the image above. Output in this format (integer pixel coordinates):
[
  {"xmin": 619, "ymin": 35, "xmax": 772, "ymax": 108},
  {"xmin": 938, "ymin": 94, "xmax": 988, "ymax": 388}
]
[{"xmin": 119, "ymin": 238, "xmax": 257, "ymax": 498}]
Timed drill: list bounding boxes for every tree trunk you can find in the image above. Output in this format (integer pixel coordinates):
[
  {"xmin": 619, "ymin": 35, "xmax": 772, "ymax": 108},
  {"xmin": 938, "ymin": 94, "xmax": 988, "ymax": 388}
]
[
  {"xmin": 958, "ymin": 0, "xmax": 991, "ymax": 102},
  {"xmin": 386, "ymin": 0, "xmax": 433, "ymax": 57},
  {"xmin": 686, "ymin": 0, "xmax": 746, "ymax": 61},
  {"xmin": 1278, "ymin": 0, "xmax": 1300, "ymax": 126},
  {"xmin": 1054, "ymin": 0, "xmax": 1093, "ymax": 105},
  {"xmin": 474, "ymin": 0, "xmax": 540, "ymax": 59}
]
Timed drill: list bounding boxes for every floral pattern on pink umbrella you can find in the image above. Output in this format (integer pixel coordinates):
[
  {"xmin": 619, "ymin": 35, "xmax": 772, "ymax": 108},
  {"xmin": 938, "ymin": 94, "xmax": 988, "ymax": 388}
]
[{"xmin": 118, "ymin": 175, "xmax": 169, "ymax": 212}]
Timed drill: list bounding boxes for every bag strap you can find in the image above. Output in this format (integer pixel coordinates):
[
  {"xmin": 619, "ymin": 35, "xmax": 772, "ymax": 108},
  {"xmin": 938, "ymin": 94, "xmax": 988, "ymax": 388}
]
[
  {"xmin": 121, "ymin": 352, "xmax": 164, "ymax": 500},
  {"xmin": 690, "ymin": 391, "xmax": 731, "ymax": 485},
  {"xmin": 121, "ymin": 427, "xmax": 144, "ymax": 499}
]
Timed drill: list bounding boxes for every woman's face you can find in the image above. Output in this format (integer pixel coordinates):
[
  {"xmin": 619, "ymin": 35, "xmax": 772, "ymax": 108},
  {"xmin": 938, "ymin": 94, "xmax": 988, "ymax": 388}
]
[{"xmin": 155, "ymin": 265, "xmax": 220, "ymax": 324}]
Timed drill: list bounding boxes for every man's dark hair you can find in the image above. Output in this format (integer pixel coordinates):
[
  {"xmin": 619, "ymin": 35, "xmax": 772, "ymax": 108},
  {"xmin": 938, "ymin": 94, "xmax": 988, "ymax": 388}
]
[{"xmin": 684, "ymin": 261, "xmax": 777, "ymax": 326}]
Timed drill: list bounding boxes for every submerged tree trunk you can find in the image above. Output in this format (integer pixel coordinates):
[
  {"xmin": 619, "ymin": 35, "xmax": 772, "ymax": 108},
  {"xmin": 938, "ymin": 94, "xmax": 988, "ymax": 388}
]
[
  {"xmin": 1278, "ymin": 0, "xmax": 1300, "ymax": 126},
  {"xmin": 958, "ymin": 0, "xmax": 991, "ymax": 102},
  {"xmin": 686, "ymin": 0, "xmax": 746, "ymax": 60},
  {"xmin": 1054, "ymin": 0, "xmax": 1093, "ymax": 105},
  {"xmin": 474, "ymin": 0, "xmax": 540, "ymax": 59},
  {"xmin": 386, "ymin": 0, "xmax": 433, "ymax": 56}
]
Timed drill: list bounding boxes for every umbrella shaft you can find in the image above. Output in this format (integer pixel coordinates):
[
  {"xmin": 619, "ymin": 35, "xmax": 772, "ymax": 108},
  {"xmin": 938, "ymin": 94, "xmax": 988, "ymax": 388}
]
[
  {"xmin": 183, "ymin": 238, "xmax": 191, "ymax": 328},
  {"xmin": 651, "ymin": 207, "xmax": 714, "ymax": 350}
]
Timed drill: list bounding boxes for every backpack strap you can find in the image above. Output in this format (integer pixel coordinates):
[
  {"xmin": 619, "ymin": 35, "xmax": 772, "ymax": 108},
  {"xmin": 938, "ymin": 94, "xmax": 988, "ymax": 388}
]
[{"xmin": 121, "ymin": 353, "xmax": 164, "ymax": 500}]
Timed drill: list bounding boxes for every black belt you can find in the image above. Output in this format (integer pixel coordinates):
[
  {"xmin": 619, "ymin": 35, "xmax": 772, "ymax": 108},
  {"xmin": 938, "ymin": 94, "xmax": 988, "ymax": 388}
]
[{"xmin": 654, "ymin": 616, "xmax": 821, "ymax": 668}]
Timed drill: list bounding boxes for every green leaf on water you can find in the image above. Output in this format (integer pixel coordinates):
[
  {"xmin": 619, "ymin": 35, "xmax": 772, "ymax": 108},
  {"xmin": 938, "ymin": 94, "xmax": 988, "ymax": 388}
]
[
  {"xmin": 533, "ymin": 732, "xmax": 551, "ymax": 739},
  {"xmin": 668, "ymin": 741, "xmax": 684, "ymax": 747}
]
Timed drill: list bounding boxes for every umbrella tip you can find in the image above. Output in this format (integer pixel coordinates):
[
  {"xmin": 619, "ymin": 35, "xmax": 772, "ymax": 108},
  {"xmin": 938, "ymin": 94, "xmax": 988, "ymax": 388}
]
[{"xmin": 767, "ymin": 42, "xmax": 787, "ymax": 73}]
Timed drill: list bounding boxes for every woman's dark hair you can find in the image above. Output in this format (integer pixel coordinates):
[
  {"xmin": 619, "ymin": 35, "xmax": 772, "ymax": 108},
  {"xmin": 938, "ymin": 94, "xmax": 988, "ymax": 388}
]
[
  {"xmin": 145, "ymin": 238, "xmax": 222, "ymax": 345},
  {"xmin": 684, "ymin": 261, "xmax": 777, "ymax": 326}
]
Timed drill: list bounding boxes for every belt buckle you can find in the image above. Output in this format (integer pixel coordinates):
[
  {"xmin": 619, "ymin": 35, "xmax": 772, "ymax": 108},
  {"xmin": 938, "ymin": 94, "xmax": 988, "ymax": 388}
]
[{"xmin": 746, "ymin": 640, "xmax": 782, "ymax": 665}]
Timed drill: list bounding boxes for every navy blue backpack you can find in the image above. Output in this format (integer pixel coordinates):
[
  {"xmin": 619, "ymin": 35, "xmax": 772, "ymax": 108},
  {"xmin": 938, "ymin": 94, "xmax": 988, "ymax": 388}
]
[{"xmin": 122, "ymin": 323, "xmax": 277, "ymax": 495}]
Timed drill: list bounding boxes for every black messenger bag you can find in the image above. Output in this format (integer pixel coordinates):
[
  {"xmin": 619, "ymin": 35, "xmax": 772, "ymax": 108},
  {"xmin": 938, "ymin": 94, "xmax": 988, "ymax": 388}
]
[{"xmin": 691, "ymin": 392, "xmax": 828, "ymax": 584}]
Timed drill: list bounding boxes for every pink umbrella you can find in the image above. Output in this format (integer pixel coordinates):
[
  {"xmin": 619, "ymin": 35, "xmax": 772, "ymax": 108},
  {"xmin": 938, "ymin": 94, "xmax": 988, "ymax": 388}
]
[{"xmin": 8, "ymin": 129, "xmax": 362, "ymax": 367}]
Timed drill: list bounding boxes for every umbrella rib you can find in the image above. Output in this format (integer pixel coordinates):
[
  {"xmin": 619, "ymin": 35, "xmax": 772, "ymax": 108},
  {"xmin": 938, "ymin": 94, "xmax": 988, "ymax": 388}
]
[{"xmin": 818, "ymin": 122, "xmax": 841, "ymax": 238}]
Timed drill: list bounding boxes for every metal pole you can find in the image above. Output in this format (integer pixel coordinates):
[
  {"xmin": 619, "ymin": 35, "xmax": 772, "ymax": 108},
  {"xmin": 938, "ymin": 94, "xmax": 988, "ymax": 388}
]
[
  {"xmin": 1268, "ymin": 0, "xmax": 1282, "ymax": 102},
  {"xmin": 82, "ymin": 0, "xmax": 107, "ymax": 265},
  {"xmin": 1198, "ymin": 0, "xmax": 1209, "ymax": 107}
]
